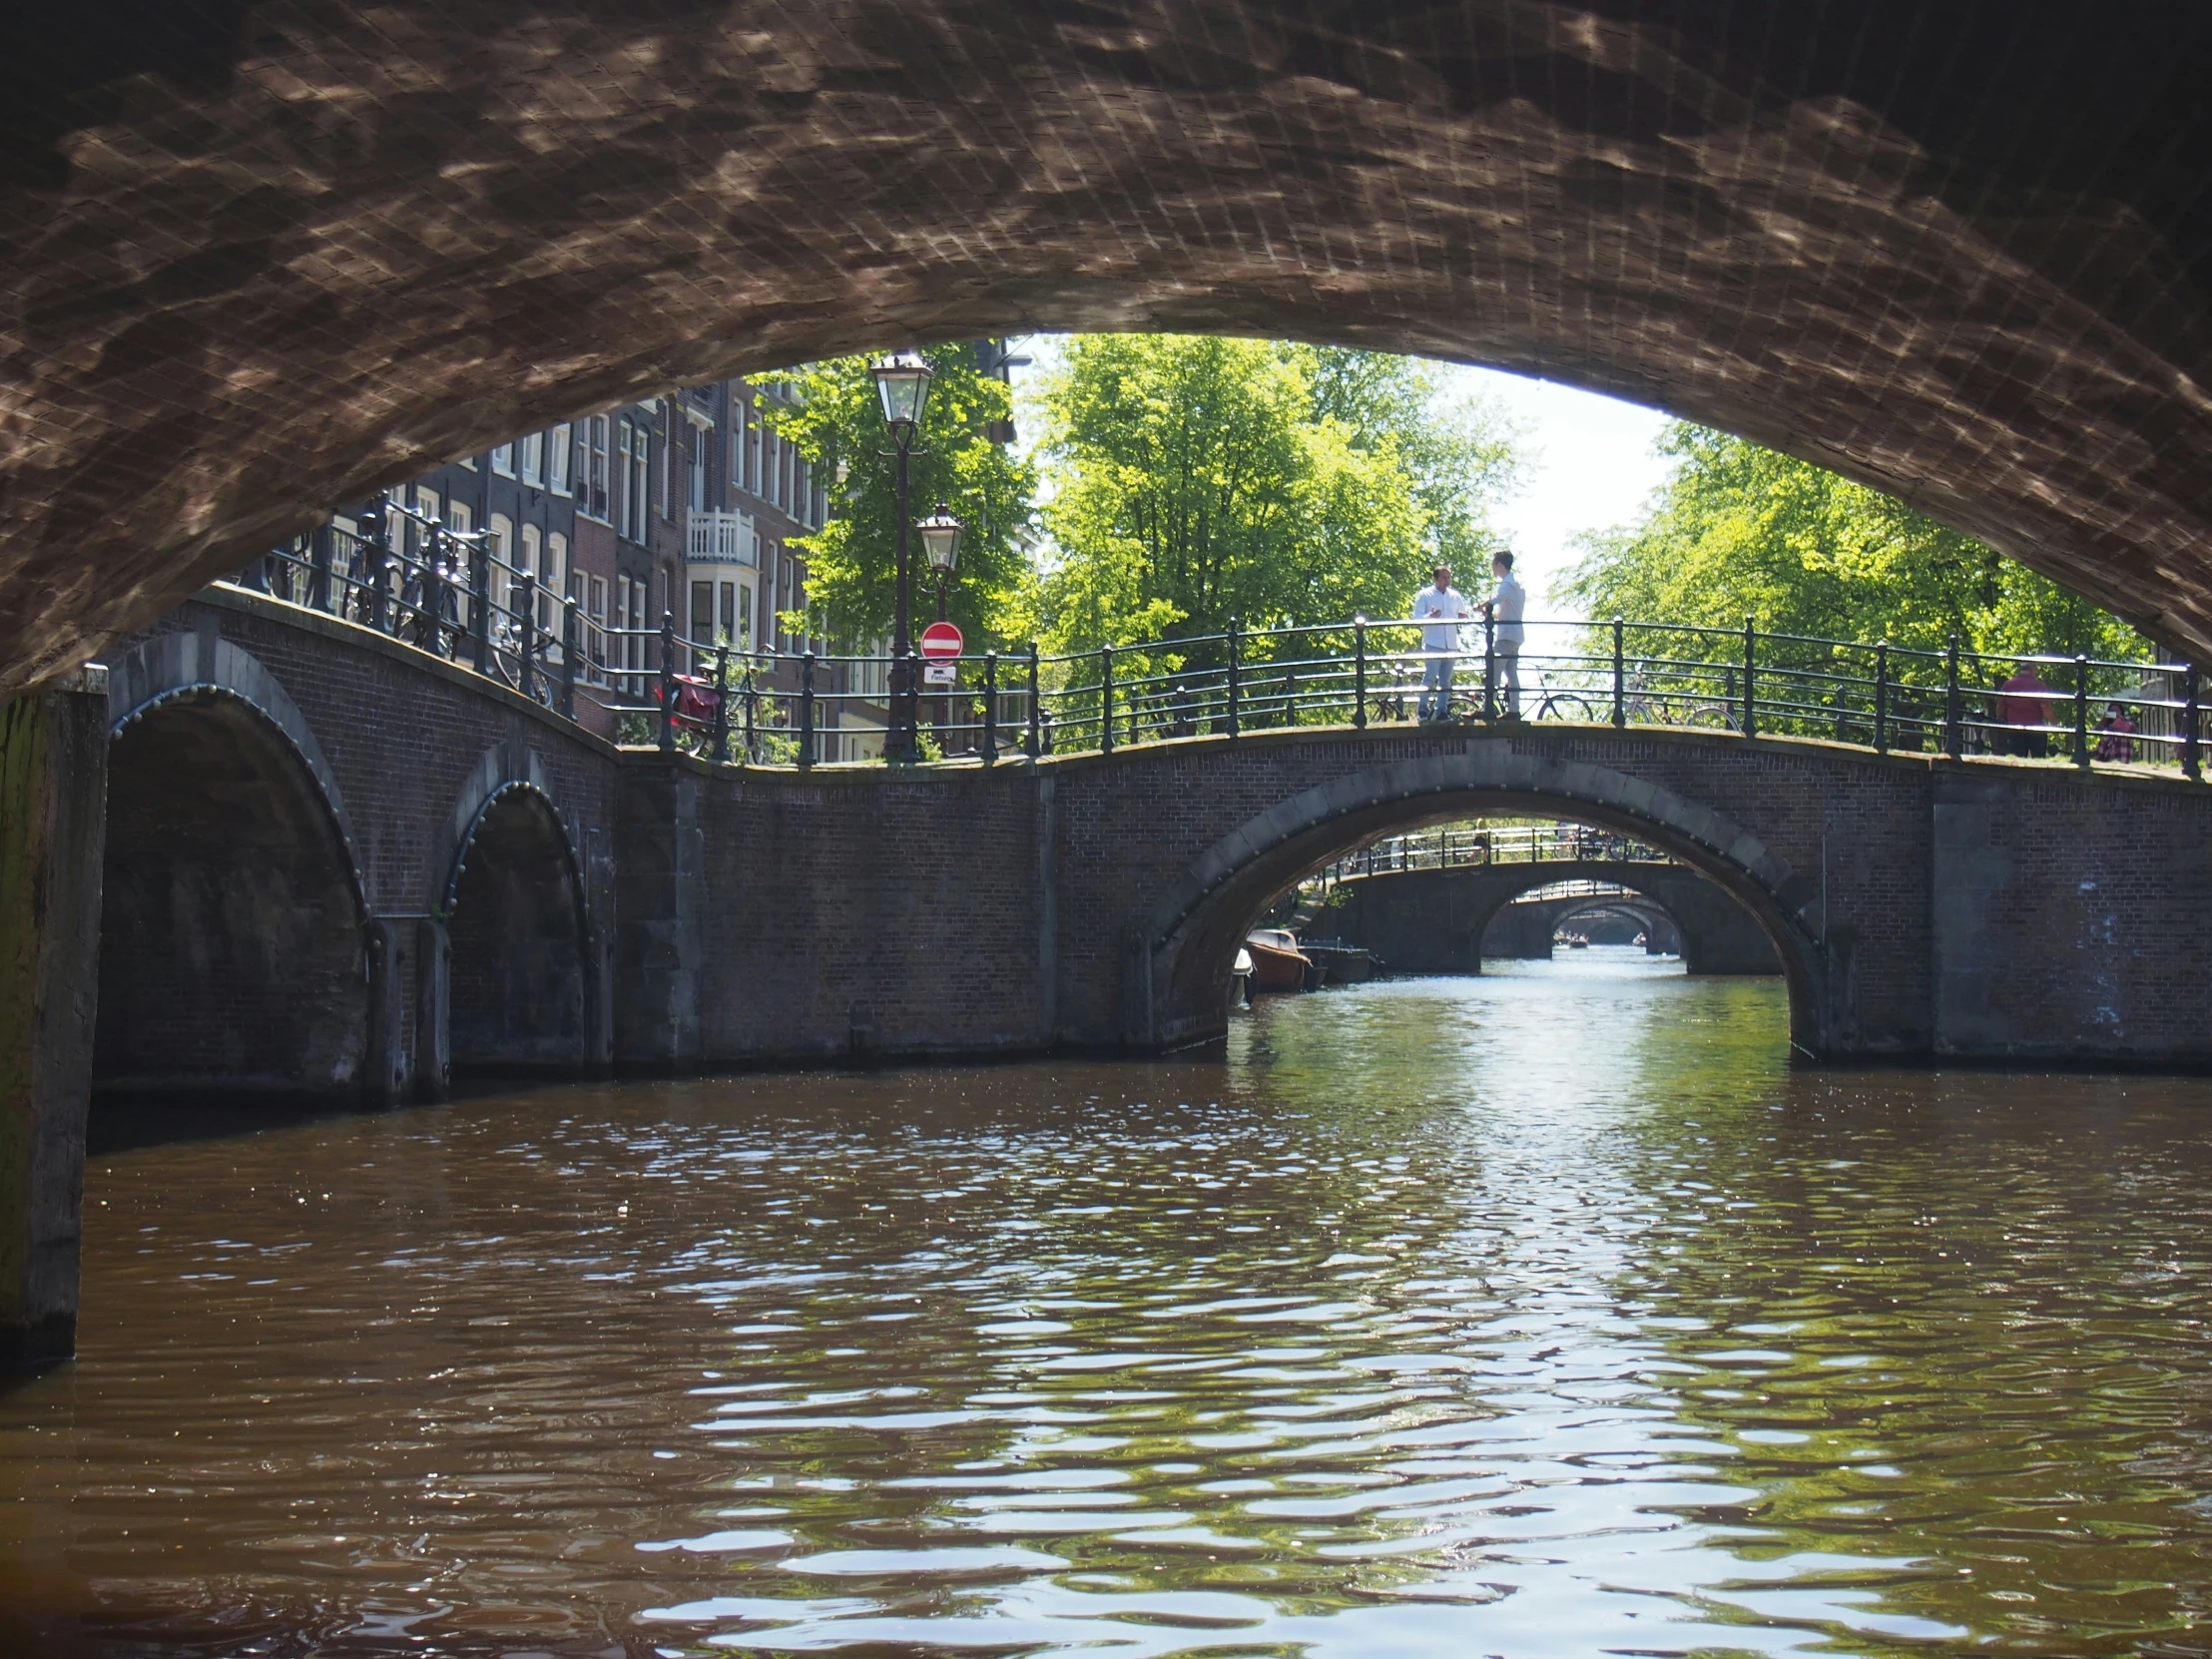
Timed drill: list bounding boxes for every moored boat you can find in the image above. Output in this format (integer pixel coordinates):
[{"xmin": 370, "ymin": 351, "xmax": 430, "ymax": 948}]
[
  {"xmin": 1303, "ymin": 940, "xmax": 1381, "ymax": 984},
  {"xmin": 1243, "ymin": 928, "xmax": 1313, "ymax": 992}
]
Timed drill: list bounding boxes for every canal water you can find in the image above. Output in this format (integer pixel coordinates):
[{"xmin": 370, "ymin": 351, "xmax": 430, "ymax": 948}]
[{"xmin": 6, "ymin": 950, "xmax": 2212, "ymax": 1657}]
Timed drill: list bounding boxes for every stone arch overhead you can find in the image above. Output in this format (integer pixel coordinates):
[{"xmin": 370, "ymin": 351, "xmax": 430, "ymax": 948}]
[
  {"xmin": 104, "ymin": 627, "xmax": 365, "ymax": 912},
  {"xmin": 436, "ymin": 734, "xmax": 589, "ymax": 917},
  {"xmin": 1135, "ymin": 744, "xmax": 1823, "ymax": 1047}
]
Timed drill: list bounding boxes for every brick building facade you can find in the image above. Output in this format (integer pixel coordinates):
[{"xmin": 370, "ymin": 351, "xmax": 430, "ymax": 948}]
[{"xmin": 323, "ymin": 375, "xmax": 875, "ymax": 752}]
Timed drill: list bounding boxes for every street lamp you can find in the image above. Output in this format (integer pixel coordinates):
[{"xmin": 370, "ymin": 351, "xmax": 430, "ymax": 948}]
[
  {"xmin": 916, "ymin": 502, "xmax": 965, "ymax": 620},
  {"xmin": 870, "ymin": 350, "xmax": 933, "ymax": 761}
]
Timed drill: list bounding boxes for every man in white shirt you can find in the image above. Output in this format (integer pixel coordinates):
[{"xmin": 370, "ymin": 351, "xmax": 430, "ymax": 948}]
[
  {"xmin": 1410, "ymin": 565, "xmax": 1474, "ymax": 721},
  {"xmin": 1482, "ymin": 549, "xmax": 1526, "ymax": 718}
]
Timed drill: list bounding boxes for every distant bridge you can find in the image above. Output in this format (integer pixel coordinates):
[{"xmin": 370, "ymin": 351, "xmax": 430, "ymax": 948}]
[{"xmin": 1322, "ymin": 862, "xmax": 1781, "ymax": 976}]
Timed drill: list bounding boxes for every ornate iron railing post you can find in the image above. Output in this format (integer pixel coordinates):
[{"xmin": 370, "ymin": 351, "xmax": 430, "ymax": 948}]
[
  {"xmin": 1482, "ymin": 612, "xmax": 1497, "ymax": 721},
  {"xmin": 982, "ymin": 650, "xmax": 998, "ymax": 763},
  {"xmin": 711, "ymin": 645, "xmax": 730, "ymax": 762},
  {"xmin": 1942, "ymin": 634, "xmax": 1961, "ymax": 758},
  {"xmin": 1353, "ymin": 616, "xmax": 1368, "ymax": 730},
  {"xmin": 1611, "ymin": 616, "xmax": 1625, "ymax": 728},
  {"xmin": 2186, "ymin": 665, "xmax": 2201, "ymax": 781},
  {"xmin": 1026, "ymin": 642, "xmax": 1041, "ymax": 759},
  {"xmin": 1874, "ymin": 642, "xmax": 1890, "ymax": 754},
  {"xmin": 2073, "ymin": 655, "xmax": 2091, "ymax": 767},
  {"xmin": 658, "ymin": 610, "xmax": 677, "ymax": 754},
  {"xmin": 470, "ymin": 532, "xmax": 493, "ymax": 676},
  {"xmin": 367, "ymin": 523, "xmax": 392, "ymax": 634},
  {"xmin": 799, "ymin": 650, "xmax": 816, "ymax": 769},
  {"xmin": 1226, "ymin": 617, "xmax": 1242, "ymax": 739},
  {"xmin": 418, "ymin": 543, "xmax": 444, "ymax": 658},
  {"xmin": 1099, "ymin": 644, "xmax": 1115, "ymax": 756},
  {"xmin": 309, "ymin": 522, "xmax": 334, "ymax": 613},
  {"xmin": 1741, "ymin": 615, "xmax": 1757, "ymax": 738},
  {"xmin": 561, "ymin": 597, "xmax": 579, "ymax": 720},
  {"xmin": 517, "ymin": 572, "xmax": 538, "ymax": 704}
]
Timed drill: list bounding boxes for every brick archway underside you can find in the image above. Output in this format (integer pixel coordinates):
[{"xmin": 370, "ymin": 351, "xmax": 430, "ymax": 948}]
[{"xmin": 4, "ymin": 0, "xmax": 2211, "ymax": 693}]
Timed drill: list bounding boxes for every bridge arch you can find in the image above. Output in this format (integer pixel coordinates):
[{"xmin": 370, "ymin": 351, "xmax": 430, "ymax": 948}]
[
  {"xmin": 96, "ymin": 633, "xmax": 369, "ymax": 1101},
  {"xmin": 6, "ymin": 6, "xmax": 2212, "ymax": 691},
  {"xmin": 1483, "ymin": 885, "xmax": 1687, "ymax": 962},
  {"xmin": 1136, "ymin": 746, "xmax": 1823, "ymax": 1053},
  {"xmin": 439, "ymin": 743, "xmax": 596, "ymax": 1074}
]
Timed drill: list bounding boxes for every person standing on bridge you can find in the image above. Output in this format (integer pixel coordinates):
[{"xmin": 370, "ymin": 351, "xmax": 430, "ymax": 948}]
[
  {"xmin": 1481, "ymin": 549, "xmax": 1526, "ymax": 718},
  {"xmin": 1996, "ymin": 659, "xmax": 2055, "ymax": 757},
  {"xmin": 1412, "ymin": 565, "xmax": 1475, "ymax": 722}
]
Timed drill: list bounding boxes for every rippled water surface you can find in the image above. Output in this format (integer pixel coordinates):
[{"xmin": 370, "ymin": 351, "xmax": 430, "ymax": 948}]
[{"xmin": 8, "ymin": 950, "xmax": 2212, "ymax": 1657}]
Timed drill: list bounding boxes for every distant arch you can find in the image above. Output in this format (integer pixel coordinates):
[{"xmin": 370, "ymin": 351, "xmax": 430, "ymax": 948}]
[
  {"xmin": 440, "ymin": 740, "xmax": 592, "ymax": 1073},
  {"xmin": 1137, "ymin": 746, "xmax": 1819, "ymax": 1050}
]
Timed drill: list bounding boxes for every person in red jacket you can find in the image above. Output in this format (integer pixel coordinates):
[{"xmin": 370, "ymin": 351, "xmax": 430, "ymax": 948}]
[
  {"xmin": 1995, "ymin": 660, "xmax": 2054, "ymax": 757},
  {"xmin": 2095, "ymin": 703, "xmax": 2137, "ymax": 763}
]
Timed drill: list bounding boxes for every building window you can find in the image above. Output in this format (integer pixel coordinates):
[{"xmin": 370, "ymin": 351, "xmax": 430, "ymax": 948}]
[
  {"xmin": 738, "ymin": 582, "xmax": 753, "ymax": 649},
  {"xmin": 488, "ymin": 512, "xmax": 513, "ymax": 617},
  {"xmin": 491, "ymin": 441, "xmax": 515, "ymax": 477},
  {"xmin": 582, "ymin": 416, "xmax": 611, "ymax": 521},
  {"xmin": 691, "ymin": 580, "xmax": 715, "ymax": 645},
  {"xmin": 747, "ymin": 405, "xmax": 763, "ymax": 496},
  {"xmin": 587, "ymin": 573, "xmax": 609, "ymax": 680},
  {"xmin": 619, "ymin": 418, "xmax": 651, "ymax": 543},
  {"xmin": 460, "ymin": 452, "xmax": 478, "ymax": 471},
  {"xmin": 520, "ymin": 431, "xmax": 544, "ymax": 487},
  {"xmin": 548, "ymin": 422, "xmax": 573, "ymax": 496},
  {"xmin": 663, "ymin": 412, "xmax": 679, "ymax": 522},
  {"xmin": 547, "ymin": 532, "xmax": 568, "ymax": 613},
  {"xmin": 689, "ymin": 433, "xmax": 707, "ymax": 513}
]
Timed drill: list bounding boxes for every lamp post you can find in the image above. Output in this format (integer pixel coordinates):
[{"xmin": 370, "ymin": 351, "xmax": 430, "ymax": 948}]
[
  {"xmin": 871, "ymin": 350, "xmax": 933, "ymax": 762},
  {"xmin": 916, "ymin": 502, "xmax": 965, "ymax": 746},
  {"xmin": 916, "ymin": 502, "xmax": 965, "ymax": 621}
]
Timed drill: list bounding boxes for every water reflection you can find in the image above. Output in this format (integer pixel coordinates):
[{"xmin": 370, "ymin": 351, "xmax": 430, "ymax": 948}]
[{"xmin": 4, "ymin": 949, "xmax": 2211, "ymax": 1655}]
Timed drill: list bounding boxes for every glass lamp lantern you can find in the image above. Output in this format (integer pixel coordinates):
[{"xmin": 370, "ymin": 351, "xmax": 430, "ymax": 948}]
[
  {"xmin": 916, "ymin": 504, "xmax": 966, "ymax": 575},
  {"xmin": 870, "ymin": 351, "xmax": 933, "ymax": 436}
]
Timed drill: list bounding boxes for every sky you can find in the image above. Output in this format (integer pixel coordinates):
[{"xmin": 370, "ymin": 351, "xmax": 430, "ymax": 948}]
[
  {"xmin": 1011, "ymin": 340, "xmax": 1678, "ymax": 618},
  {"xmin": 1445, "ymin": 365, "xmax": 1676, "ymax": 614}
]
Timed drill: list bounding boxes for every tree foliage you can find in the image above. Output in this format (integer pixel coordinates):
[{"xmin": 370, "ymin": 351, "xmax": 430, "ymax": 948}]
[
  {"xmin": 760, "ymin": 346, "xmax": 1037, "ymax": 648},
  {"xmin": 1018, "ymin": 335, "xmax": 1521, "ymax": 655},
  {"xmin": 1562, "ymin": 424, "xmax": 2145, "ymax": 663}
]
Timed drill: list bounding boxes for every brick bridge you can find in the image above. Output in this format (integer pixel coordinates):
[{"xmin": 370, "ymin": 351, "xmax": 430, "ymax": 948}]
[
  {"xmin": 5, "ymin": 589, "xmax": 2212, "ymax": 1362},
  {"xmin": 1325, "ymin": 863, "xmax": 1783, "ymax": 975}
]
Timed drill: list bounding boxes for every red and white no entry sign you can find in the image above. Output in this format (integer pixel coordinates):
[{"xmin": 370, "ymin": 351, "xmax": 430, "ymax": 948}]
[{"xmin": 919, "ymin": 621, "xmax": 964, "ymax": 659}]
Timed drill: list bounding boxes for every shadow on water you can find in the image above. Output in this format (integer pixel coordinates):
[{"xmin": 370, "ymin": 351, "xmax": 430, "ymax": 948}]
[{"xmin": 13, "ymin": 947, "xmax": 2212, "ymax": 1657}]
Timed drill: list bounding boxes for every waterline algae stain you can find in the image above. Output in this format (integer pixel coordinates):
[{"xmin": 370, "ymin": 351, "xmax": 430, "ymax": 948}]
[{"xmin": 2, "ymin": 952, "xmax": 2209, "ymax": 1654}]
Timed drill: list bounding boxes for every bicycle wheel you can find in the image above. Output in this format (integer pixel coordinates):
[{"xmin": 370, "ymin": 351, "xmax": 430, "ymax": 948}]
[{"xmin": 1536, "ymin": 691, "xmax": 1593, "ymax": 723}]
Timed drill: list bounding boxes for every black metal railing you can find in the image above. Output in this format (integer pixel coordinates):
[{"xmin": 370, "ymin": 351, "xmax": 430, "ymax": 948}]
[
  {"xmin": 1320, "ymin": 826, "xmax": 1677, "ymax": 882},
  {"xmin": 220, "ymin": 535, "xmax": 2201, "ymax": 780}
]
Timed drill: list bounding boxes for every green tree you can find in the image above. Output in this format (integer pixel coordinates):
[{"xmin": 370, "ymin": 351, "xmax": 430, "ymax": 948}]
[
  {"xmin": 1023, "ymin": 335, "xmax": 1518, "ymax": 656},
  {"xmin": 760, "ymin": 346, "xmax": 1037, "ymax": 648},
  {"xmin": 1563, "ymin": 423, "xmax": 2144, "ymax": 664},
  {"xmin": 1305, "ymin": 346, "xmax": 1522, "ymax": 577}
]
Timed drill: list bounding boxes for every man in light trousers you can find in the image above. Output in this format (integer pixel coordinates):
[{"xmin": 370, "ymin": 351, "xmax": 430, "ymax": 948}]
[
  {"xmin": 1411, "ymin": 565, "xmax": 1474, "ymax": 721},
  {"xmin": 1482, "ymin": 549, "xmax": 1526, "ymax": 718}
]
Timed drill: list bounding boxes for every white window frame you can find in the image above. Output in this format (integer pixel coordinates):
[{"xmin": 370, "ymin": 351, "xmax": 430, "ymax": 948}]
[
  {"xmin": 490, "ymin": 442, "xmax": 515, "ymax": 478},
  {"xmin": 520, "ymin": 431, "xmax": 544, "ymax": 487},
  {"xmin": 548, "ymin": 422, "xmax": 573, "ymax": 496}
]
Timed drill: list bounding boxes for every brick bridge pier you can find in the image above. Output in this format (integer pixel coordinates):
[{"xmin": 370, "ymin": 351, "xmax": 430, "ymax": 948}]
[{"xmin": 4, "ymin": 592, "xmax": 2212, "ymax": 1364}]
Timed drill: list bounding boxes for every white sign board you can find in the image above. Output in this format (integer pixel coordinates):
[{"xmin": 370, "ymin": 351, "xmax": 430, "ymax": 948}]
[{"xmin": 922, "ymin": 662, "xmax": 958, "ymax": 685}]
